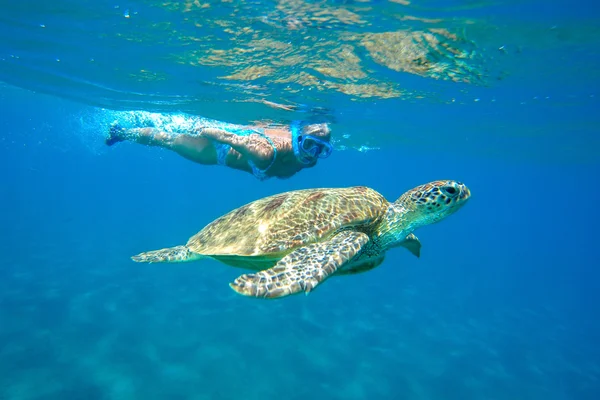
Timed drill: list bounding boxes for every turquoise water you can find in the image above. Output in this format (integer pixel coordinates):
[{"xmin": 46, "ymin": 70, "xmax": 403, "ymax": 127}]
[{"xmin": 1, "ymin": 1, "xmax": 599, "ymax": 399}]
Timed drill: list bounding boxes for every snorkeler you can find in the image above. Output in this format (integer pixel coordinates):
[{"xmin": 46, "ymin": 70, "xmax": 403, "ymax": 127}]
[{"xmin": 105, "ymin": 120, "xmax": 333, "ymax": 180}]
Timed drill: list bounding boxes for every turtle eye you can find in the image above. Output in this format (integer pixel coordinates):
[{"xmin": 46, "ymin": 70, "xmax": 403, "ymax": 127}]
[{"xmin": 442, "ymin": 185, "xmax": 458, "ymax": 197}]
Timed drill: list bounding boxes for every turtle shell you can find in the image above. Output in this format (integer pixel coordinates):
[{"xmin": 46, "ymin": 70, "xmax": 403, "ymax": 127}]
[{"xmin": 186, "ymin": 187, "xmax": 388, "ymax": 263}]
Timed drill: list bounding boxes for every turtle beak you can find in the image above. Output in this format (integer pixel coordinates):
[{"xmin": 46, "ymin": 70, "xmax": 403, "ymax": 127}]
[{"xmin": 458, "ymin": 183, "xmax": 471, "ymax": 200}]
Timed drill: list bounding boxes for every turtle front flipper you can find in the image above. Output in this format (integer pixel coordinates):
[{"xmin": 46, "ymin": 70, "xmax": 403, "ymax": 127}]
[
  {"xmin": 131, "ymin": 245, "xmax": 202, "ymax": 263},
  {"xmin": 400, "ymin": 233, "xmax": 421, "ymax": 258},
  {"xmin": 229, "ymin": 231, "xmax": 369, "ymax": 299}
]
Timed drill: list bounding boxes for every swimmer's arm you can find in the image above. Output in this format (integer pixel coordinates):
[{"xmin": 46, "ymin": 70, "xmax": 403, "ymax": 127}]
[{"xmin": 199, "ymin": 128, "xmax": 274, "ymax": 168}]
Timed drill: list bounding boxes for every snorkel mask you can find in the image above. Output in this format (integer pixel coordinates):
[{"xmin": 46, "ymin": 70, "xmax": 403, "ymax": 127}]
[{"xmin": 291, "ymin": 122, "xmax": 333, "ymax": 165}]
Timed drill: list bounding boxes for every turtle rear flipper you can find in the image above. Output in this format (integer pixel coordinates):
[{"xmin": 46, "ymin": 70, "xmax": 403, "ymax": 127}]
[
  {"xmin": 229, "ymin": 231, "xmax": 369, "ymax": 299},
  {"xmin": 131, "ymin": 245, "xmax": 202, "ymax": 263}
]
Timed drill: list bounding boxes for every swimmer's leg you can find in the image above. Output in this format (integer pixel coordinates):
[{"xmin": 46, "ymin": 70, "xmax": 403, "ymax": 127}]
[
  {"xmin": 106, "ymin": 124, "xmax": 216, "ymax": 164},
  {"xmin": 105, "ymin": 124, "xmax": 126, "ymax": 146},
  {"xmin": 105, "ymin": 124, "xmax": 176, "ymax": 147}
]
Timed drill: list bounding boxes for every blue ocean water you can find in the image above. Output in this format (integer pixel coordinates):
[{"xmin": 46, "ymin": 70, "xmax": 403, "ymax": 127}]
[{"xmin": 1, "ymin": 1, "xmax": 599, "ymax": 399}]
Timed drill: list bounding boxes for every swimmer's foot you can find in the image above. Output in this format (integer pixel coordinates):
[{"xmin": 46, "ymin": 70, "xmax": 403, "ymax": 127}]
[{"xmin": 105, "ymin": 124, "xmax": 126, "ymax": 146}]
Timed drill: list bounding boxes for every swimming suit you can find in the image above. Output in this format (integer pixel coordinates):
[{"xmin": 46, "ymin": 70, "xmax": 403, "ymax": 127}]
[{"xmin": 213, "ymin": 127, "xmax": 277, "ymax": 181}]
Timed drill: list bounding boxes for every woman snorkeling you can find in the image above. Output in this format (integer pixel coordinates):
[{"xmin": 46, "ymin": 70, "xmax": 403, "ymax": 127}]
[{"xmin": 105, "ymin": 118, "xmax": 333, "ymax": 180}]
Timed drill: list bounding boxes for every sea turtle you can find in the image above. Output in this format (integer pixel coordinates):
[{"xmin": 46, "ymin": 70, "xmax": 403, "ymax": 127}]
[{"xmin": 132, "ymin": 180, "xmax": 471, "ymax": 298}]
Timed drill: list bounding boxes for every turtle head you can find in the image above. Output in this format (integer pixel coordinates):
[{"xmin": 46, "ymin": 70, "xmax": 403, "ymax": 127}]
[{"xmin": 395, "ymin": 180, "xmax": 471, "ymax": 228}]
